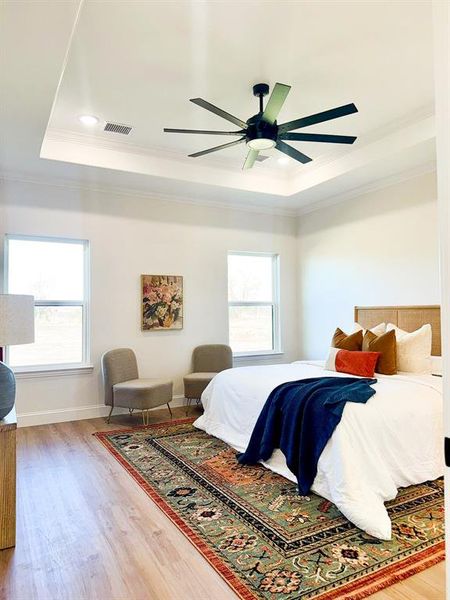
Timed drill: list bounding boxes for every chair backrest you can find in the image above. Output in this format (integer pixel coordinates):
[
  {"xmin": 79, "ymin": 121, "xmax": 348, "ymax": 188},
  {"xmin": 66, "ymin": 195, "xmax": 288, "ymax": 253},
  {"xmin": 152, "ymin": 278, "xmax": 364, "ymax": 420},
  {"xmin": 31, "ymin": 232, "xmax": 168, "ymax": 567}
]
[
  {"xmin": 101, "ymin": 348, "xmax": 139, "ymax": 406},
  {"xmin": 192, "ymin": 344, "xmax": 233, "ymax": 373}
]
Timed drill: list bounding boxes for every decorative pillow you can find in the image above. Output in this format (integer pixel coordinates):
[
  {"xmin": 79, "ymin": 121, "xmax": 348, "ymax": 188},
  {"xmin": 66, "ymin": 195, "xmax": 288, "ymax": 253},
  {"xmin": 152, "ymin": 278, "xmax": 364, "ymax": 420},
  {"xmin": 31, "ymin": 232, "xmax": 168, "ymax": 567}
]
[
  {"xmin": 386, "ymin": 323, "xmax": 432, "ymax": 374},
  {"xmin": 431, "ymin": 356, "xmax": 442, "ymax": 375},
  {"xmin": 362, "ymin": 330, "xmax": 397, "ymax": 375},
  {"xmin": 325, "ymin": 348, "xmax": 380, "ymax": 377},
  {"xmin": 354, "ymin": 322, "xmax": 386, "ymax": 336},
  {"xmin": 332, "ymin": 328, "xmax": 363, "ymax": 351}
]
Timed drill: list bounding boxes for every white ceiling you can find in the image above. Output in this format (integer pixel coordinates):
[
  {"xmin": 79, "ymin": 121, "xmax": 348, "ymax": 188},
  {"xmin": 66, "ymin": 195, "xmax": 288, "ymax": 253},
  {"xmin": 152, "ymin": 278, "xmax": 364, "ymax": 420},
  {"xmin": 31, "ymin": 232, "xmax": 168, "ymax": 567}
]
[{"xmin": 1, "ymin": 0, "xmax": 436, "ymax": 215}]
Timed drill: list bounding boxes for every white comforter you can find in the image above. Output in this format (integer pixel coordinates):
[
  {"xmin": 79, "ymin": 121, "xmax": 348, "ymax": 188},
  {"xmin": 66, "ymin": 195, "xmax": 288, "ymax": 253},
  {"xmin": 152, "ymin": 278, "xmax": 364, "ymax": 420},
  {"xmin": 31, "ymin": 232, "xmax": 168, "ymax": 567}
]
[{"xmin": 194, "ymin": 361, "xmax": 443, "ymax": 540}]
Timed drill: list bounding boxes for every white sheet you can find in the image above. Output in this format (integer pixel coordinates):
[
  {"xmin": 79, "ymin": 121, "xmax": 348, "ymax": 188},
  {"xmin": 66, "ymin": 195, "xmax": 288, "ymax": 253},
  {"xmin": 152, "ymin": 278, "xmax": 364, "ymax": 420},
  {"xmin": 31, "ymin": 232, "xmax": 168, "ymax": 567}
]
[{"xmin": 194, "ymin": 361, "xmax": 443, "ymax": 540}]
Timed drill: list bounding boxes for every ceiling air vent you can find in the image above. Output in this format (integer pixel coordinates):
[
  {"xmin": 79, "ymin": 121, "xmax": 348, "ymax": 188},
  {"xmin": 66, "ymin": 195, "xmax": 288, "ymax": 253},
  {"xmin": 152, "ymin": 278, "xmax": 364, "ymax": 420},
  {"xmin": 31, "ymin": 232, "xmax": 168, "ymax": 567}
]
[{"xmin": 104, "ymin": 122, "xmax": 133, "ymax": 135}]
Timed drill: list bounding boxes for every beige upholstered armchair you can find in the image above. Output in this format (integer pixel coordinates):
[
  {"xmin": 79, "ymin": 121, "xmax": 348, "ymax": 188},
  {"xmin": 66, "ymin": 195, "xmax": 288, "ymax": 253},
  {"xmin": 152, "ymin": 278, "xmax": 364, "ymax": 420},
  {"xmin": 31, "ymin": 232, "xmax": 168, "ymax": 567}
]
[
  {"xmin": 101, "ymin": 348, "xmax": 173, "ymax": 424},
  {"xmin": 183, "ymin": 344, "xmax": 233, "ymax": 412}
]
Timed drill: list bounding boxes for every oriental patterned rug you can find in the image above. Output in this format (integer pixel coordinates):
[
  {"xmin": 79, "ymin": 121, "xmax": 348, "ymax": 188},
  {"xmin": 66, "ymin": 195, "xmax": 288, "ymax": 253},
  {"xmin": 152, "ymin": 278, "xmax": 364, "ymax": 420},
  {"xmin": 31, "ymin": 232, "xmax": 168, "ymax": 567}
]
[{"xmin": 94, "ymin": 419, "xmax": 444, "ymax": 600}]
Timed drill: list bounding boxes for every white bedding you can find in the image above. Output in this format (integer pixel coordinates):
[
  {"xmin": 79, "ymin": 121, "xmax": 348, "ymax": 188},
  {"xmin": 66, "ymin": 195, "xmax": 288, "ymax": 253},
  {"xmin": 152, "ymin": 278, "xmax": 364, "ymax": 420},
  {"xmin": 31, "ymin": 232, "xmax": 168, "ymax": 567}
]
[{"xmin": 193, "ymin": 361, "xmax": 443, "ymax": 540}]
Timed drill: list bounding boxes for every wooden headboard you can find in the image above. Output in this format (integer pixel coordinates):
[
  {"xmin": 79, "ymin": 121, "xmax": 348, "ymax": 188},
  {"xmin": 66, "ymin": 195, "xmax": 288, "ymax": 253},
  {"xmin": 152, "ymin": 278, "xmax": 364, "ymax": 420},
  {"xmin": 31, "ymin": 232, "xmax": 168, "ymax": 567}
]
[{"xmin": 354, "ymin": 305, "xmax": 441, "ymax": 356}]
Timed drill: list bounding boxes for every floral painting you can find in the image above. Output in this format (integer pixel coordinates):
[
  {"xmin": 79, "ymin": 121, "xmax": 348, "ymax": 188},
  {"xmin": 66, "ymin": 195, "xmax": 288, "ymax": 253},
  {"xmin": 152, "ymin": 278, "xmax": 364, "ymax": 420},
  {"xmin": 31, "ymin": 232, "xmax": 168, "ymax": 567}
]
[{"xmin": 141, "ymin": 275, "xmax": 183, "ymax": 330}]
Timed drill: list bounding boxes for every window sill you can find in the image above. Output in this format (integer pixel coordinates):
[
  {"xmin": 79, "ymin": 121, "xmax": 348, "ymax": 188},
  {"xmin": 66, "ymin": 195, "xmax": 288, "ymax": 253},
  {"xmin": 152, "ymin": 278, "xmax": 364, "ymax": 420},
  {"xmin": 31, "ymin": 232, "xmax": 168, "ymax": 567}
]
[
  {"xmin": 13, "ymin": 364, "xmax": 94, "ymax": 379},
  {"xmin": 233, "ymin": 351, "xmax": 284, "ymax": 361}
]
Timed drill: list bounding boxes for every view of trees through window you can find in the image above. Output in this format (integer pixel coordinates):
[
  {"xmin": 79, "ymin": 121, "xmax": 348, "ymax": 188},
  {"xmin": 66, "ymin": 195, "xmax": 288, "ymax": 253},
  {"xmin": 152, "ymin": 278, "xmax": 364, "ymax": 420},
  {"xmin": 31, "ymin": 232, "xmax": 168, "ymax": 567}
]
[
  {"xmin": 6, "ymin": 236, "xmax": 88, "ymax": 367},
  {"xmin": 228, "ymin": 253, "xmax": 279, "ymax": 353}
]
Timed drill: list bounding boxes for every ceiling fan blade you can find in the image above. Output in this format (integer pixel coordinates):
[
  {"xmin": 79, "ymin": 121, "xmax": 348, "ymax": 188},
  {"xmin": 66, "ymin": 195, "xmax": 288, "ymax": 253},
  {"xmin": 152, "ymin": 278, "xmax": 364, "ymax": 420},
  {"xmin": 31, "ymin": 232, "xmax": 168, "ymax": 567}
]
[
  {"xmin": 261, "ymin": 82, "xmax": 291, "ymax": 125},
  {"xmin": 164, "ymin": 128, "xmax": 245, "ymax": 136},
  {"xmin": 281, "ymin": 132, "xmax": 357, "ymax": 144},
  {"xmin": 275, "ymin": 140, "xmax": 312, "ymax": 164},
  {"xmin": 278, "ymin": 103, "xmax": 358, "ymax": 134},
  {"xmin": 188, "ymin": 137, "xmax": 245, "ymax": 158},
  {"xmin": 190, "ymin": 98, "xmax": 247, "ymax": 129},
  {"xmin": 242, "ymin": 148, "xmax": 259, "ymax": 169}
]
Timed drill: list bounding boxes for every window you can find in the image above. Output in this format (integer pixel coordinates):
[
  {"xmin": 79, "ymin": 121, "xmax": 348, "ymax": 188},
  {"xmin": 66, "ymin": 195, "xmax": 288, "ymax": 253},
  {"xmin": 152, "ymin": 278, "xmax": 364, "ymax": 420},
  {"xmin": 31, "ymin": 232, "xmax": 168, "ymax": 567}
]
[
  {"xmin": 228, "ymin": 252, "xmax": 280, "ymax": 355},
  {"xmin": 4, "ymin": 235, "xmax": 90, "ymax": 370}
]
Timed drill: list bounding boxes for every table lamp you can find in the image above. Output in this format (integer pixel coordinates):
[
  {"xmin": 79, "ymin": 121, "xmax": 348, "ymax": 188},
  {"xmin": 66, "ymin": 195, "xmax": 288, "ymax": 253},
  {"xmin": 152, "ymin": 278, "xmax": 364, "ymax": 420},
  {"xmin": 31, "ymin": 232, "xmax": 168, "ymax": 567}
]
[{"xmin": 0, "ymin": 294, "xmax": 35, "ymax": 420}]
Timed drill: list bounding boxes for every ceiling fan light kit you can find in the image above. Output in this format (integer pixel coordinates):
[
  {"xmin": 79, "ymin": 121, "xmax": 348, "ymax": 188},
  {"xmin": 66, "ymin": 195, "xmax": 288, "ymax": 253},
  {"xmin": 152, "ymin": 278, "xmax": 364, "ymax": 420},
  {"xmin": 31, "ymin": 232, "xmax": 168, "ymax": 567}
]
[
  {"xmin": 164, "ymin": 82, "xmax": 358, "ymax": 170},
  {"xmin": 247, "ymin": 138, "xmax": 275, "ymax": 150}
]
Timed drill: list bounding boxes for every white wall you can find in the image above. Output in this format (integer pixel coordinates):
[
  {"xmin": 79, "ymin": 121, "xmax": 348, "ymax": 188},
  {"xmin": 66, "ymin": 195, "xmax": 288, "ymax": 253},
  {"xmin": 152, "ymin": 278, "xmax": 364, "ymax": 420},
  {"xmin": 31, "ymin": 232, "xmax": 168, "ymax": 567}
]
[
  {"xmin": 1, "ymin": 170, "xmax": 440, "ymax": 425},
  {"xmin": 0, "ymin": 179, "xmax": 299, "ymax": 425},
  {"xmin": 298, "ymin": 171, "xmax": 439, "ymax": 359}
]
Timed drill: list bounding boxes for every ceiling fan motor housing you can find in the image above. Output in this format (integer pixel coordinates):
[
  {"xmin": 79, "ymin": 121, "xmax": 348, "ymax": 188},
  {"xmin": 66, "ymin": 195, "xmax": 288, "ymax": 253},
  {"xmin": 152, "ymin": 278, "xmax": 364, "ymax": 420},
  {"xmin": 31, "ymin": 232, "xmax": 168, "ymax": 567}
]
[{"xmin": 246, "ymin": 113, "xmax": 278, "ymax": 149}]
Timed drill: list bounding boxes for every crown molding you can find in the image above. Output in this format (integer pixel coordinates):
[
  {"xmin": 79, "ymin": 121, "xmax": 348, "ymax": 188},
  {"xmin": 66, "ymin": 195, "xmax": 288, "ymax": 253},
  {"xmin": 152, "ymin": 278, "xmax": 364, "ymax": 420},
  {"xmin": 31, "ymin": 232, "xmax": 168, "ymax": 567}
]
[
  {"xmin": 44, "ymin": 102, "xmax": 435, "ymax": 182},
  {"xmin": 44, "ymin": 127, "xmax": 287, "ymax": 178},
  {"xmin": 0, "ymin": 170, "xmax": 298, "ymax": 218},
  {"xmin": 296, "ymin": 161, "xmax": 437, "ymax": 217},
  {"xmin": 295, "ymin": 103, "xmax": 435, "ymax": 173},
  {"xmin": 41, "ymin": 108, "xmax": 435, "ymax": 202},
  {"xmin": 0, "ymin": 159, "xmax": 437, "ymax": 221},
  {"xmin": 41, "ymin": 132, "xmax": 289, "ymax": 196}
]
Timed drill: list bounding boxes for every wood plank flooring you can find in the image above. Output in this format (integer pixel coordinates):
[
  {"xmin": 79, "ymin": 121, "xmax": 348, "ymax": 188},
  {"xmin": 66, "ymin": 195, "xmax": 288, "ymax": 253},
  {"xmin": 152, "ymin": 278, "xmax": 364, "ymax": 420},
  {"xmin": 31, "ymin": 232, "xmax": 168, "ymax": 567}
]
[{"xmin": 0, "ymin": 407, "xmax": 445, "ymax": 600}]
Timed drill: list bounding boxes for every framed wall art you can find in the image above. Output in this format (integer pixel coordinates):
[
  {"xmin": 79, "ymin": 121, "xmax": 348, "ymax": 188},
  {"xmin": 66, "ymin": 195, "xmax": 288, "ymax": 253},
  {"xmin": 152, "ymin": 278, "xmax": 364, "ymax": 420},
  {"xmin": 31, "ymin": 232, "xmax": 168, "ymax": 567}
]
[{"xmin": 141, "ymin": 275, "xmax": 183, "ymax": 330}]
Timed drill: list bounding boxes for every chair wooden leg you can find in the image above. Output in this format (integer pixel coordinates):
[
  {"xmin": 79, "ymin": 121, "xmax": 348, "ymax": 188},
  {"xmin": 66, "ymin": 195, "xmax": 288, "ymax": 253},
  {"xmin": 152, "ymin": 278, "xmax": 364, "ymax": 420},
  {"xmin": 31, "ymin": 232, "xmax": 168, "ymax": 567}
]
[
  {"xmin": 185, "ymin": 398, "xmax": 191, "ymax": 416},
  {"xmin": 106, "ymin": 405, "xmax": 114, "ymax": 424},
  {"xmin": 167, "ymin": 403, "xmax": 173, "ymax": 419}
]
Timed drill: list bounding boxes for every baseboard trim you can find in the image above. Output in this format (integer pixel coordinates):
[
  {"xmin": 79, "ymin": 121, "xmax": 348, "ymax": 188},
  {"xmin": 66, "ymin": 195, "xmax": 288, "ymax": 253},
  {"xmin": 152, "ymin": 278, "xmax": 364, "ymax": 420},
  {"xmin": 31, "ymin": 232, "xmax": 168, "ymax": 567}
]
[{"xmin": 17, "ymin": 395, "xmax": 187, "ymax": 427}]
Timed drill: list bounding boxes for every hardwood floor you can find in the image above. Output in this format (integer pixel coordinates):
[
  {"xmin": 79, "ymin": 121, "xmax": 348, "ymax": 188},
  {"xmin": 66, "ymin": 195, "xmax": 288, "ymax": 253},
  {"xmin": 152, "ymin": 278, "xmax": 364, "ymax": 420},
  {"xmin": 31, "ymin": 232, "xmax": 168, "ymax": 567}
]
[{"xmin": 0, "ymin": 407, "xmax": 445, "ymax": 600}]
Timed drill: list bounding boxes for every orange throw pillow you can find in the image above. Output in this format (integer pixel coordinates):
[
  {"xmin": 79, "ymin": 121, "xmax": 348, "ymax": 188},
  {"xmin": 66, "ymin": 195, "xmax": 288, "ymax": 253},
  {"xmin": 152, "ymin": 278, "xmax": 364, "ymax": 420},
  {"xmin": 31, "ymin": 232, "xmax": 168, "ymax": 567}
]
[
  {"xmin": 362, "ymin": 330, "xmax": 397, "ymax": 375},
  {"xmin": 332, "ymin": 327, "xmax": 363, "ymax": 351},
  {"xmin": 326, "ymin": 348, "xmax": 380, "ymax": 377}
]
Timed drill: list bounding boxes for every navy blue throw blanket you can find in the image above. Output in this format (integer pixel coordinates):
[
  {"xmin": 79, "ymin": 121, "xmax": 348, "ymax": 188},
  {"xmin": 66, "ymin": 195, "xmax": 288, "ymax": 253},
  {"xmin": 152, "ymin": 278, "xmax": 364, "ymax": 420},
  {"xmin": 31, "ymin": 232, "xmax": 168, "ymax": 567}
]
[{"xmin": 237, "ymin": 377, "xmax": 376, "ymax": 495}]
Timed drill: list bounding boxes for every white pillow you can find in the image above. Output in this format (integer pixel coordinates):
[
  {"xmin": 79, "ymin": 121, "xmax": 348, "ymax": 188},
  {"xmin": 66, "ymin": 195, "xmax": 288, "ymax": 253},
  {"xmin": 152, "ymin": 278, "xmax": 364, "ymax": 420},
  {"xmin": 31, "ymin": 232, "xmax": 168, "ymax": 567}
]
[
  {"xmin": 354, "ymin": 322, "xmax": 386, "ymax": 336},
  {"xmin": 386, "ymin": 323, "xmax": 432, "ymax": 374},
  {"xmin": 431, "ymin": 356, "xmax": 442, "ymax": 375},
  {"xmin": 325, "ymin": 347, "xmax": 340, "ymax": 371}
]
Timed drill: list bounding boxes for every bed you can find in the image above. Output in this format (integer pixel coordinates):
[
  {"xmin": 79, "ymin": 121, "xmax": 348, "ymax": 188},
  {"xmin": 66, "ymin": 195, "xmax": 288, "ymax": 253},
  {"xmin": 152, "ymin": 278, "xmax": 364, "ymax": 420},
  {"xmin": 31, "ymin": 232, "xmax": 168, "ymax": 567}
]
[{"xmin": 194, "ymin": 305, "xmax": 444, "ymax": 540}]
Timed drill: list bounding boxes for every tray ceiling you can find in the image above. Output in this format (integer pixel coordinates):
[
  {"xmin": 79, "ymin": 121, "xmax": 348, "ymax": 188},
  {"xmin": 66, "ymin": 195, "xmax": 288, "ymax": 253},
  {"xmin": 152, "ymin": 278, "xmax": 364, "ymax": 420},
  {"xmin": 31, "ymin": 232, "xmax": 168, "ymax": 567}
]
[{"xmin": 1, "ymin": 0, "xmax": 436, "ymax": 214}]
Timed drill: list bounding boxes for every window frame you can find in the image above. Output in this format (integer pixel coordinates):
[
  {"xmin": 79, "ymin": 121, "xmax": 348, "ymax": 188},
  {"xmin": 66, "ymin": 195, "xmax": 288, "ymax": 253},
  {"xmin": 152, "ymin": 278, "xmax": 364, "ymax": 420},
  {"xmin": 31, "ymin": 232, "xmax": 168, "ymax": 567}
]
[
  {"xmin": 3, "ymin": 234, "xmax": 91, "ymax": 373},
  {"xmin": 227, "ymin": 251, "xmax": 281, "ymax": 357}
]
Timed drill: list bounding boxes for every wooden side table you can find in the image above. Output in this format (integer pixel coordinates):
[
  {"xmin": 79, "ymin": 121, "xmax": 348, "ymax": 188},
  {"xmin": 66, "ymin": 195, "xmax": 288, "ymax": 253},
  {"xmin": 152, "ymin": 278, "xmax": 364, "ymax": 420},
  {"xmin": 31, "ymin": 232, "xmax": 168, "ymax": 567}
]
[{"xmin": 0, "ymin": 406, "xmax": 16, "ymax": 549}]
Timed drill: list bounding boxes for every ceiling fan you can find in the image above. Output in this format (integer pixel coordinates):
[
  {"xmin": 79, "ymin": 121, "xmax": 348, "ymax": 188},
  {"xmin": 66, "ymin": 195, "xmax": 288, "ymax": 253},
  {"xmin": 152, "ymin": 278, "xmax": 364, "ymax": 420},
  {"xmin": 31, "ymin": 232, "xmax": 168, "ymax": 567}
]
[{"xmin": 164, "ymin": 83, "xmax": 358, "ymax": 169}]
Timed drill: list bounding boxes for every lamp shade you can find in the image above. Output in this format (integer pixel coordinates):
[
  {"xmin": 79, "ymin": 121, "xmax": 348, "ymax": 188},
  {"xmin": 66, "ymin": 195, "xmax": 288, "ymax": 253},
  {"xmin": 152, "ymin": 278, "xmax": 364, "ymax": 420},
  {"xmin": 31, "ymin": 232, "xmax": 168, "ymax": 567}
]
[{"xmin": 0, "ymin": 294, "xmax": 35, "ymax": 346}]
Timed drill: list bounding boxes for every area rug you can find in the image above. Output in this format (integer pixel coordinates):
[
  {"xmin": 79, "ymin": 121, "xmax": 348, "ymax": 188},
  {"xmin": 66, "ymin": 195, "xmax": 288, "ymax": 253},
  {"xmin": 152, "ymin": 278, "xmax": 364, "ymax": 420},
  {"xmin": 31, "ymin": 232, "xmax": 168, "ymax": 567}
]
[{"xmin": 94, "ymin": 419, "xmax": 445, "ymax": 600}]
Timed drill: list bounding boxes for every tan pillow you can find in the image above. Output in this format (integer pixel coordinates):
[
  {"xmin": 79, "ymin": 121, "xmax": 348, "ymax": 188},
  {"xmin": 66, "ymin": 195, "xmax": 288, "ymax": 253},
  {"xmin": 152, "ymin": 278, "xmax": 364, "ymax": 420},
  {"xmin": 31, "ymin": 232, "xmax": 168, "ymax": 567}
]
[
  {"xmin": 362, "ymin": 330, "xmax": 397, "ymax": 375},
  {"xmin": 332, "ymin": 328, "xmax": 363, "ymax": 351}
]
